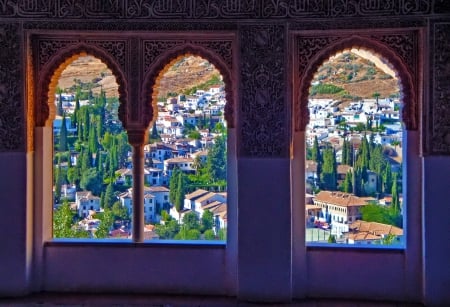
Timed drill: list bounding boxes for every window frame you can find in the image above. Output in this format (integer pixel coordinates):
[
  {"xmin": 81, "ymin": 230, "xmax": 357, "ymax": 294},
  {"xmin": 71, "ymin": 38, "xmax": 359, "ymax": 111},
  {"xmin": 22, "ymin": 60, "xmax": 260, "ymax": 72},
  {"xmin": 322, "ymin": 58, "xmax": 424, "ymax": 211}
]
[
  {"xmin": 290, "ymin": 29, "xmax": 424, "ymax": 301},
  {"xmin": 29, "ymin": 27, "xmax": 423, "ymax": 301},
  {"xmin": 30, "ymin": 31, "xmax": 238, "ymax": 295}
]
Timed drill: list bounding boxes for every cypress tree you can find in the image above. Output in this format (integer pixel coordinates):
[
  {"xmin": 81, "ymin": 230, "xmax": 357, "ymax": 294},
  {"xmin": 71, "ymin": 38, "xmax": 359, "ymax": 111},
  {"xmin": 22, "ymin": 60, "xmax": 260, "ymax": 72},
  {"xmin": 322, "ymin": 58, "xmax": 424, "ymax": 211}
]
[
  {"xmin": 342, "ymin": 139, "xmax": 348, "ymax": 165},
  {"xmin": 391, "ymin": 173, "xmax": 400, "ymax": 214},
  {"xmin": 169, "ymin": 168, "xmax": 180, "ymax": 205},
  {"xmin": 59, "ymin": 113, "xmax": 68, "ymax": 152},
  {"xmin": 88, "ymin": 120, "xmax": 98, "ymax": 155},
  {"xmin": 382, "ymin": 163, "xmax": 393, "ymax": 194},
  {"xmin": 83, "ymin": 109, "xmax": 90, "ymax": 142},
  {"xmin": 54, "ymin": 156, "xmax": 62, "ymax": 202},
  {"xmin": 104, "ymin": 183, "xmax": 115, "ymax": 209},
  {"xmin": 312, "ymin": 136, "xmax": 321, "ymax": 163},
  {"xmin": 320, "ymin": 147, "xmax": 337, "ymax": 191},
  {"xmin": 175, "ymin": 172, "xmax": 185, "ymax": 213},
  {"xmin": 56, "ymin": 87, "xmax": 64, "ymax": 116},
  {"xmin": 342, "ymin": 171, "xmax": 353, "ymax": 193}
]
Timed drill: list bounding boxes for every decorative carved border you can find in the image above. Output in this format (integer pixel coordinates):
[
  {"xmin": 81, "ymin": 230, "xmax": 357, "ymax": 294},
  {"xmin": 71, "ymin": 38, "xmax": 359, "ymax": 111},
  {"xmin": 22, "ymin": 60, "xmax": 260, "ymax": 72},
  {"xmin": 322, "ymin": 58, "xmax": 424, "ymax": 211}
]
[
  {"xmin": 141, "ymin": 41, "xmax": 235, "ymax": 129},
  {"xmin": 0, "ymin": 1, "xmax": 437, "ymax": 19},
  {"xmin": 429, "ymin": 23, "xmax": 450, "ymax": 154},
  {"xmin": 239, "ymin": 24, "xmax": 287, "ymax": 158},
  {"xmin": 0, "ymin": 23, "xmax": 24, "ymax": 152},
  {"xmin": 295, "ymin": 32, "xmax": 418, "ymax": 133},
  {"xmin": 34, "ymin": 39, "xmax": 128, "ymax": 128}
]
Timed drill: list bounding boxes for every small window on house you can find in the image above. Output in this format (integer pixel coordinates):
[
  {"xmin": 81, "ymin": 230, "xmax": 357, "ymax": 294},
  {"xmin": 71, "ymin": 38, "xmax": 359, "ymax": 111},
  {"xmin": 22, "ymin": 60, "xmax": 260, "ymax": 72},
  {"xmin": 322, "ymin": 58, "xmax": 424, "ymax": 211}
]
[{"xmin": 305, "ymin": 49, "xmax": 403, "ymax": 246}]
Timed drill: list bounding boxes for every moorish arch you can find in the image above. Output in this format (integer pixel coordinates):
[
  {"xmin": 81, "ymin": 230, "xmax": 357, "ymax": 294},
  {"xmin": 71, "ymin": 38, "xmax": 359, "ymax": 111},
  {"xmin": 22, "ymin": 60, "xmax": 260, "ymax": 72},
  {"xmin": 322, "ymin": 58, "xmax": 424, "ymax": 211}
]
[
  {"xmin": 35, "ymin": 43, "xmax": 128, "ymax": 129},
  {"xmin": 296, "ymin": 35, "xmax": 417, "ymax": 132},
  {"xmin": 141, "ymin": 44, "xmax": 235, "ymax": 131}
]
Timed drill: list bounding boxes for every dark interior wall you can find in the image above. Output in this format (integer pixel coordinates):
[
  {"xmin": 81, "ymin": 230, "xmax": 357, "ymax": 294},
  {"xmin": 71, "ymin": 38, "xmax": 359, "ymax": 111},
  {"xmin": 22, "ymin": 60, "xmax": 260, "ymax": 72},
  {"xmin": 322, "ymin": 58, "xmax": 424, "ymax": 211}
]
[{"xmin": 0, "ymin": 1, "xmax": 449, "ymax": 305}]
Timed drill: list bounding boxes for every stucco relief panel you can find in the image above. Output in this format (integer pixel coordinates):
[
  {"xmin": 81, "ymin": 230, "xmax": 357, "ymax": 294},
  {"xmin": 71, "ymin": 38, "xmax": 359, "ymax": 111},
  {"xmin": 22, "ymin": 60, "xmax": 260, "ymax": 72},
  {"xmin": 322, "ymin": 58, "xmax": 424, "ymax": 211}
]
[
  {"xmin": 239, "ymin": 24, "xmax": 287, "ymax": 158},
  {"xmin": 430, "ymin": 23, "xmax": 450, "ymax": 155},
  {"xmin": 0, "ymin": 23, "xmax": 24, "ymax": 152},
  {"xmin": 0, "ymin": 0, "xmax": 437, "ymax": 19}
]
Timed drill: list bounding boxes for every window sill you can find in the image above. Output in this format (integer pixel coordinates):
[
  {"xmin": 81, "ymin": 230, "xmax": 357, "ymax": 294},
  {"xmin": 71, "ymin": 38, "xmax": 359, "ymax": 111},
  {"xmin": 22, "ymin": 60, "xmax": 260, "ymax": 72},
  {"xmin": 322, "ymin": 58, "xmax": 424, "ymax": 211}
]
[{"xmin": 45, "ymin": 238, "xmax": 227, "ymax": 249}]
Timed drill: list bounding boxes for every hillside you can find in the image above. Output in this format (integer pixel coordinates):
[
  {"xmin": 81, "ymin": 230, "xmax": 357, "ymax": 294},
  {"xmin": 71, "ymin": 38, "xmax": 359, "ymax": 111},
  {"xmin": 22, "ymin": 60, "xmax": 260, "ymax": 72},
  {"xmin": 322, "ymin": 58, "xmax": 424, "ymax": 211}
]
[
  {"xmin": 57, "ymin": 55, "xmax": 222, "ymax": 99},
  {"xmin": 57, "ymin": 51, "xmax": 398, "ymax": 102},
  {"xmin": 311, "ymin": 50, "xmax": 399, "ymax": 101}
]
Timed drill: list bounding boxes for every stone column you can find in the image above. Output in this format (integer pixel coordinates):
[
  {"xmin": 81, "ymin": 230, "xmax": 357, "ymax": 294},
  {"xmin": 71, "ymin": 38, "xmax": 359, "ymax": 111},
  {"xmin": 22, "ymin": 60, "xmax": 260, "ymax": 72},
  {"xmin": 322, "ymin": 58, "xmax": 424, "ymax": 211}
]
[{"xmin": 127, "ymin": 130, "xmax": 146, "ymax": 243}]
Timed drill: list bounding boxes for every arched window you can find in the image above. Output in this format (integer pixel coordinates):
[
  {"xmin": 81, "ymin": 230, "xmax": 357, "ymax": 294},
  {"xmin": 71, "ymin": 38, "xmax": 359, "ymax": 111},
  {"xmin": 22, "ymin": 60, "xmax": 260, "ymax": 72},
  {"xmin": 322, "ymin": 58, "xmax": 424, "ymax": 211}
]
[
  {"xmin": 291, "ymin": 32, "xmax": 422, "ymax": 300},
  {"xmin": 304, "ymin": 48, "xmax": 404, "ymax": 246},
  {"xmin": 51, "ymin": 55, "xmax": 124, "ymax": 239}
]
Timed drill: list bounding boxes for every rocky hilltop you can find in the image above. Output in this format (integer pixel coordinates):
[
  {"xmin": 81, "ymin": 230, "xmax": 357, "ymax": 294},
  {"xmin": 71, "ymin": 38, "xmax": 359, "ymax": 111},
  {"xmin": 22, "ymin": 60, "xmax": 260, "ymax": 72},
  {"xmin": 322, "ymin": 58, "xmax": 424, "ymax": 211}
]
[
  {"xmin": 57, "ymin": 51, "xmax": 398, "ymax": 101},
  {"xmin": 311, "ymin": 50, "xmax": 399, "ymax": 101},
  {"xmin": 57, "ymin": 55, "xmax": 222, "ymax": 99}
]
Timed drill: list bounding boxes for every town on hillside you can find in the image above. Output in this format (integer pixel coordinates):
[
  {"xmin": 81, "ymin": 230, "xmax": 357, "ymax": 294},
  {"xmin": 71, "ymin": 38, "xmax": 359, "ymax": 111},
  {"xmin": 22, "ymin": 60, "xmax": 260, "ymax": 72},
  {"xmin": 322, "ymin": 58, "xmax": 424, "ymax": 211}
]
[
  {"xmin": 52, "ymin": 52, "xmax": 405, "ymax": 245},
  {"xmin": 53, "ymin": 55, "xmax": 227, "ymax": 241},
  {"xmin": 304, "ymin": 51, "xmax": 404, "ymax": 245}
]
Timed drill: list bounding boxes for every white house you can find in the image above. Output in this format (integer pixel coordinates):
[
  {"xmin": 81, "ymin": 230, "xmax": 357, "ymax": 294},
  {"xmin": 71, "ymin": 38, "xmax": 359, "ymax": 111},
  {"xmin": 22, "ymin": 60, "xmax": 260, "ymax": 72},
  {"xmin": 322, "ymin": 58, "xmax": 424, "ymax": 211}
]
[
  {"xmin": 164, "ymin": 157, "xmax": 195, "ymax": 177},
  {"xmin": 313, "ymin": 191, "xmax": 372, "ymax": 237},
  {"xmin": 75, "ymin": 191, "xmax": 101, "ymax": 218}
]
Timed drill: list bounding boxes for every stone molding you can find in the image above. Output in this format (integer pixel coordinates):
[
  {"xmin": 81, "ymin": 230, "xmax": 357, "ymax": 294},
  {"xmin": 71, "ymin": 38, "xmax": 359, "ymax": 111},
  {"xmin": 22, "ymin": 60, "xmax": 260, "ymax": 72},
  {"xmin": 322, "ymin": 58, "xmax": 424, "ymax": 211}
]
[
  {"xmin": 0, "ymin": 1, "xmax": 441, "ymax": 19},
  {"xmin": 428, "ymin": 22, "xmax": 450, "ymax": 154},
  {"xmin": 295, "ymin": 31, "xmax": 419, "ymax": 133}
]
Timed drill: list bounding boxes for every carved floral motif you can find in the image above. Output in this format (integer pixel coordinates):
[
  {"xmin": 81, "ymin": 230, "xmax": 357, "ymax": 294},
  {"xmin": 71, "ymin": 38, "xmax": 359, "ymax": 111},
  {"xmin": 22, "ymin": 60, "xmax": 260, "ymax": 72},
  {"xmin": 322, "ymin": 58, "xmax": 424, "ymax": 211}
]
[
  {"xmin": 0, "ymin": 23, "xmax": 23, "ymax": 151},
  {"xmin": 239, "ymin": 25, "xmax": 287, "ymax": 158},
  {"xmin": 430, "ymin": 23, "xmax": 450, "ymax": 154}
]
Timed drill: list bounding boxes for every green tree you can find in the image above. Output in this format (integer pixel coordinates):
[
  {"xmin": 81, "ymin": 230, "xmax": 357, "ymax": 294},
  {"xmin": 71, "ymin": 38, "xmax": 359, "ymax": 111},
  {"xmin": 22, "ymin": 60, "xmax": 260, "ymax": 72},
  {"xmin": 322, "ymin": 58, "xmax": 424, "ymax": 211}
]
[
  {"xmin": 103, "ymin": 183, "xmax": 115, "ymax": 209},
  {"xmin": 391, "ymin": 173, "xmax": 400, "ymax": 214},
  {"xmin": 201, "ymin": 210, "xmax": 214, "ymax": 232},
  {"xmin": 360, "ymin": 204, "xmax": 402, "ymax": 227},
  {"xmin": 204, "ymin": 229, "xmax": 216, "ymax": 240},
  {"xmin": 206, "ymin": 134, "xmax": 227, "ymax": 182},
  {"xmin": 320, "ymin": 147, "xmax": 337, "ymax": 191},
  {"xmin": 182, "ymin": 211, "xmax": 200, "ymax": 231},
  {"xmin": 53, "ymin": 201, "xmax": 90, "ymax": 238},
  {"xmin": 67, "ymin": 166, "xmax": 80, "ymax": 186},
  {"xmin": 80, "ymin": 168, "xmax": 103, "ymax": 196},
  {"xmin": 155, "ymin": 219, "xmax": 180, "ymax": 239},
  {"xmin": 95, "ymin": 209, "xmax": 113, "ymax": 238},
  {"xmin": 174, "ymin": 227, "xmax": 201, "ymax": 240},
  {"xmin": 328, "ymin": 234, "xmax": 336, "ymax": 243},
  {"xmin": 175, "ymin": 172, "xmax": 186, "ymax": 213},
  {"xmin": 56, "ymin": 86, "xmax": 64, "ymax": 116},
  {"xmin": 111, "ymin": 201, "xmax": 129, "ymax": 221},
  {"xmin": 149, "ymin": 121, "xmax": 160, "ymax": 143},
  {"xmin": 169, "ymin": 168, "xmax": 181, "ymax": 205},
  {"xmin": 382, "ymin": 163, "xmax": 393, "ymax": 194},
  {"xmin": 342, "ymin": 171, "xmax": 353, "ymax": 193},
  {"xmin": 59, "ymin": 113, "xmax": 68, "ymax": 151},
  {"xmin": 311, "ymin": 136, "xmax": 321, "ymax": 162}
]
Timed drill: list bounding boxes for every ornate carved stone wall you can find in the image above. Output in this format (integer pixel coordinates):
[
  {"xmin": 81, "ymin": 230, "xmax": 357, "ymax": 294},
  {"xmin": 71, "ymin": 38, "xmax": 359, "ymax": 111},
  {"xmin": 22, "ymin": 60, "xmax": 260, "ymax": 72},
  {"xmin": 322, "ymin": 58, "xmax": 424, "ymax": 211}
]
[
  {"xmin": 239, "ymin": 24, "xmax": 287, "ymax": 157},
  {"xmin": 429, "ymin": 22, "xmax": 450, "ymax": 154},
  {"xmin": 0, "ymin": 1, "xmax": 448, "ymax": 156},
  {"xmin": 0, "ymin": 23, "xmax": 23, "ymax": 152},
  {"xmin": 0, "ymin": 0, "xmax": 439, "ymax": 19}
]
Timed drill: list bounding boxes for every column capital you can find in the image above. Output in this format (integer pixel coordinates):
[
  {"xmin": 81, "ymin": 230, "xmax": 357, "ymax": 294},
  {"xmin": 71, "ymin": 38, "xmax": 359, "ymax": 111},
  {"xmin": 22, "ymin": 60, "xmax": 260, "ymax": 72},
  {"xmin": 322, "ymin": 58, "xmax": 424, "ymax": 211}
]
[{"xmin": 127, "ymin": 129, "xmax": 147, "ymax": 147}]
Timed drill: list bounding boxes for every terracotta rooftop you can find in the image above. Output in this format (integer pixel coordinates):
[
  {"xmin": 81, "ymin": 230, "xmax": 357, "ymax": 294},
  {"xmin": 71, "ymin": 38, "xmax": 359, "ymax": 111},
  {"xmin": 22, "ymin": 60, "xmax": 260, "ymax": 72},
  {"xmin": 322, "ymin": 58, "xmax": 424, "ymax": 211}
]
[
  {"xmin": 314, "ymin": 191, "xmax": 368, "ymax": 207},
  {"xmin": 349, "ymin": 220, "xmax": 403, "ymax": 236}
]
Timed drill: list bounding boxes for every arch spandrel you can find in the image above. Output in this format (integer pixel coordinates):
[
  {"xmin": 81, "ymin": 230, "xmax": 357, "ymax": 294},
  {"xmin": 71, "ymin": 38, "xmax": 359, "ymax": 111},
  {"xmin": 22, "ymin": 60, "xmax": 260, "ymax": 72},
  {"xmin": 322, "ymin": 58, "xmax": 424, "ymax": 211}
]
[
  {"xmin": 35, "ymin": 43, "xmax": 128, "ymax": 129},
  {"xmin": 141, "ymin": 43, "xmax": 235, "ymax": 130},
  {"xmin": 296, "ymin": 34, "xmax": 418, "ymax": 132}
]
